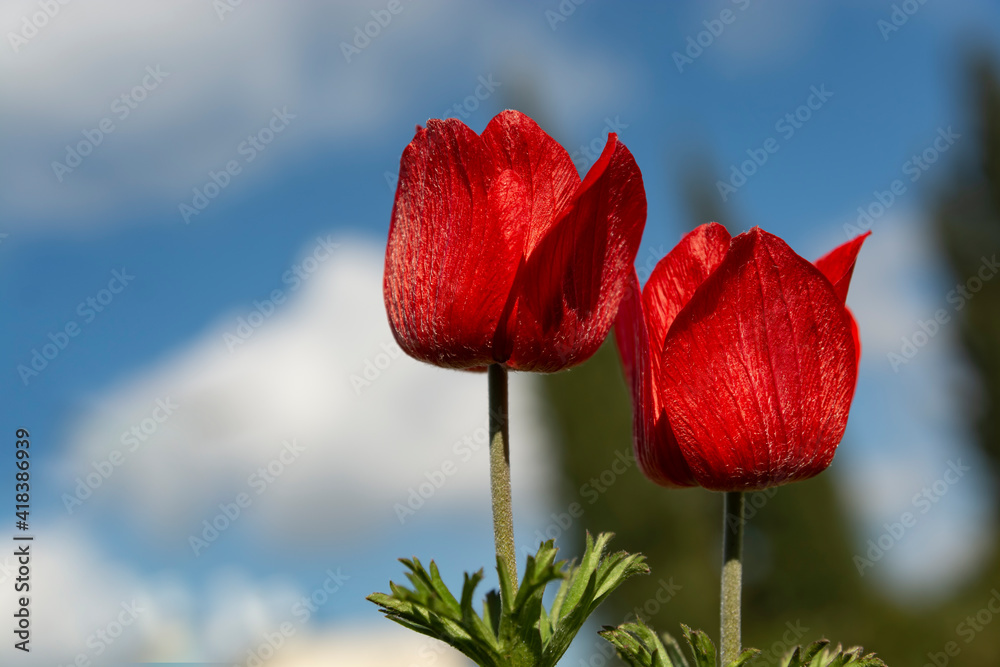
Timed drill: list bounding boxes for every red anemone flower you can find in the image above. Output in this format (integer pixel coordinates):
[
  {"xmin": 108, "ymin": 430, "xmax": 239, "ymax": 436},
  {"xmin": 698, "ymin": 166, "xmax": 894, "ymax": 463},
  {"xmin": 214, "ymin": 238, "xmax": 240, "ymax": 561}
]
[
  {"xmin": 615, "ymin": 223, "xmax": 869, "ymax": 491},
  {"xmin": 384, "ymin": 110, "xmax": 646, "ymax": 372}
]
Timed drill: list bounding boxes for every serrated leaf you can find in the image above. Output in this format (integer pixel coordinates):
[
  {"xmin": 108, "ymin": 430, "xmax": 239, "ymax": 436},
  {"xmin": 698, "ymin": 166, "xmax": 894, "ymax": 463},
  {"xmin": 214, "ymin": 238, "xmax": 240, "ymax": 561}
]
[
  {"xmin": 599, "ymin": 620, "xmax": 691, "ymax": 667},
  {"xmin": 816, "ymin": 644, "xmax": 849, "ymax": 667},
  {"xmin": 561, "ymin": 532, "xmax": 602, "ymax": 613},
  {"xmin": 370, "ymin": 532, "xmax": 647, "ymax": 667},
  {"xmin": 483, "ymin": 588, "xmax": 501, "ymax": 638},
  {"xmin": 662, "ymin": 631, "xmax": 692, "ymax": 667},
  {"xmin": 430, "ymin": 560, "xmax": 462, "ymax": 613},
  {"xmin": 496, "ymin": 551, "xmax": 516, "ymax": 615},
  {"xmin": 368, "ymin": 559, "xmax": 504, "ymax": 667},
  {"xmin": 460, "ymin": 571, "xmax": 501, "ymax": 652},
  {"xmin": 727, "ymin": 647, "xmax": 760, "ymax": 667},
  {"xmin": 539, "ymin": 533, "xmax": 648, "ymax": 666},
  {"xmin": 541, "ymin": 564, "xmax": 601, "ymax": 662},
  {"xmin": 681, "ymin": 624, "xmax": 717, "ymax": 667},
  {"xmin": 594, "ymin": 550, "xmax": 651, "ymax": 603},
  {"xmin": 853, "ymin": 655, "xmax": 888, "ymax": 667},
  {"xmin": 548, "ymin": 575, "xmax": 571, "ymax": 623},
  {"xmin": 538, "ymin": 604, "xmax": 553, "ymax": 645},
  {"xmin": 784, "ymin": 646, "xmax": 804, "ymax": 667},
  {"xmin": 599, "ymin": 622, "xmax": 668, "ymax": 667},
  {"xmin": 775, "ymin": 639, "xmax": 888, "ymax": 667},
  {"xmin": 799, "ymin": 640, "xmax": 830, "ymax": 665}
]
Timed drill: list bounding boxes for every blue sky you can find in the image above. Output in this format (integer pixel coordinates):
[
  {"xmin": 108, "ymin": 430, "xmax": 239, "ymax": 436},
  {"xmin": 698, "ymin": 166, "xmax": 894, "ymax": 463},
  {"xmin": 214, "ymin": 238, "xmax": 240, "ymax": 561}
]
[{"xmin": 2, "ymin": 0, "xmax": 1000, "ymax": 664}]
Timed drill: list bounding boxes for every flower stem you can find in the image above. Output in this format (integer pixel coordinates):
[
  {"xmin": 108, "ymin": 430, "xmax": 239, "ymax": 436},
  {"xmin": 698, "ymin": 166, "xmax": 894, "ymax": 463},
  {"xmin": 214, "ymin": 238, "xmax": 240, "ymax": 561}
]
[
  {"xmin": 720, "ymin": 491, "xmax": 744, "ymax": 666},
  {"xmin": 488, "ymin": 364, "xmax": 518, "ymax": 593}
]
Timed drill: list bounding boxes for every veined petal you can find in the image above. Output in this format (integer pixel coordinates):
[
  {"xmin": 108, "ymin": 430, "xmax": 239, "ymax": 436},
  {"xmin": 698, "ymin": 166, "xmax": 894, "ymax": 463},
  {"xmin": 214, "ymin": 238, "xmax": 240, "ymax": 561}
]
[
  {"xmin": 384, "ymin": 120, "xmax": 524, "ymax": 368},
  {"xmin": 814, "ymin": 233, "xmax": 868, "ymax": 368},
  {"xmin": 813, "ymin": 231, "xmax": 871, "ymax": 303},
  {"xmin": 660, "ymin": 228, "xmax": 858, "ymax": 491},
  {"xmin": 481, "ymin": 110, "xmax": 581, "ymax": 254},
  {"xmin": 845, "ymin": 306, "xmax": 862, "ymax": 368},
  {"xmin": 507, "ymin": 134, "xmax": 646, "ymax": 371},
  {"xmin": 643, "ymin": 222, "xmax": 731, "ymax": 374},
  {"xmin": 614, "ymin": 271, "xmax": 696, "ymax": 487}
]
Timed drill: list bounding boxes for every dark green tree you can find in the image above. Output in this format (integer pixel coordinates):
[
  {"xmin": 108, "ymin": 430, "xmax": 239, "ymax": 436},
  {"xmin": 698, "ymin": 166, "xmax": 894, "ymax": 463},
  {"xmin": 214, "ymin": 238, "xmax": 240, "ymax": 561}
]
[{"xmin": 929, "ymin": 53, "xmax": 1000, "ymax": 667}]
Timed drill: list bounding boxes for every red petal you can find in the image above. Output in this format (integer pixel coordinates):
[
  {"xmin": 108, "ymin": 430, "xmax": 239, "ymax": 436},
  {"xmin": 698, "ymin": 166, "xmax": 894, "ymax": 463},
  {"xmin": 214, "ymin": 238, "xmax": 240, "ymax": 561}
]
[
  {"xmin": 845, "ymin": 306, "xmax": 862, "ymax": 369},
  {"xmin": 481, "ymin": 110, "xmax": 581, "ymax": 254},
  {"xmin": 660, "ymin": 228, "xmax": 858, "ymax": 491},
  {"xmin": 813, "ymin": 231, "xmax": 870, "ymax": 303},
  {"xmin": 506, "ymin": 134, "xmax": 646, "ymax": 371},
  {"xmin": 384, "ymin": 120, "xmax": 524, "ymax": 368},
  {"xmin": 614, "ymin": 271, "xmax": 696, "ymax": 487},
  {"xmin": 643, "ymin": 223, "xmax": 731, "ymax": 368}
]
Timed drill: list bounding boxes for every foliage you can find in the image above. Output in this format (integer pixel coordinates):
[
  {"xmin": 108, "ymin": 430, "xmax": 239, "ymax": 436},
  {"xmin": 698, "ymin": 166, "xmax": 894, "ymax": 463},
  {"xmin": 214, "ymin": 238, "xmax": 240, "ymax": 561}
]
[
  {"xmin": 368, "ymin": 532, "xmax": 648, "ymax": 667},
  {"xmin": 601, "ymin": 620, "xmax": 886, "ymax": 667}
]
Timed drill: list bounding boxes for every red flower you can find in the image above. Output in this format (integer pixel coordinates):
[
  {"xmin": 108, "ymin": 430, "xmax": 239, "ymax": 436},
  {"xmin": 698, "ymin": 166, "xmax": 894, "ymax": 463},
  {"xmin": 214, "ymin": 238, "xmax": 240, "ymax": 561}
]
[
  {"xmin": 615, "ymin": 223, "xmax": 869, "ymax": 491},
  {"xmin": 385, "ymin": 110, "xmax": 646, "ymax": 372}
]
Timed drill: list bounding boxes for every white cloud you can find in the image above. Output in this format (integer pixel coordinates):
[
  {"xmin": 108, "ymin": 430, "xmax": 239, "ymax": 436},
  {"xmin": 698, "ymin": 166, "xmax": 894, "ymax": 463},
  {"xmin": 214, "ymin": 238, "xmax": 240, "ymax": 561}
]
[
  {"xmin": 0, "ymin": 523, "xmax": 160, "ymax": 665},
  {"xmin": 269, "ymin": 629, "xmax": 469, "ymax": 667},
  {"xmin": 672, "ymin": 0, "xmax": 825, "ymax": 75},
  {"xmin": 0, "ymin": 0, "xmax": 638, "ymax": 226},
  {"xmin": 0, "ymin": 521, "xmax": 468, "ymax": 665},
  {"xmin": 60, "ymin": 236, "xmax": 554, "ymax": 554}
]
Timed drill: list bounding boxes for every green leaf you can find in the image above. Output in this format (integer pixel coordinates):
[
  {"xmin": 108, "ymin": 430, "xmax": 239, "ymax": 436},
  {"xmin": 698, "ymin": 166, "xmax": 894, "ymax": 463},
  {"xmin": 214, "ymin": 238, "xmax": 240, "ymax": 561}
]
[
  {"xmin": 663, "ymin": 632, "xmax": 692, "ymax": 667},
  {"xmin": 727, "ymin": 648, "xmax": 761, "ymax": 667},
  {"xmin": 599, "ymin": 621, "xmax": 689, "ymax": 667},
  {"xmin": 540, "ymin": 532, "xmax": 649, "ymax": 666},
  {"xmin": 600, "ymin": 620, "xmax": 765, "ymax": 667},
  {"xmin": 368, "ymin": 532, "xmax": 647, "ymax": 667},
  {"xmin": 599, "ymin": 622, "xmax": 888, "ymax": 667},
  {"xmin": 799, "ymin": 640, "xmax": 830, "ymax": 665},
  {"xmin": 366, "ymin": 558, "xmax": 504, "ymax": 667},
  {"xmin": 496, "ymin": 552, "xmax": 517, "ymax": 615},
  {"xmin": 483, "ymin": 588, "xmax": 501, "ymax": 637},
  {"xmin": 681, "ymin": 624, "xmax": 717, "ymax": 667},
  {"xmin": 561, "ymin": 532, "xmax": 602, "ymax": 613},
  {"xmin": 776, "ymin": 639, "xmax": 888, "ymax": 667},
  {"xmin": 461, "ymin": 570, "xmax": 502, "ymax": 653},
  {"xmin": 548, "ymin": 575, "xmax": 571, "ymax": 624}
]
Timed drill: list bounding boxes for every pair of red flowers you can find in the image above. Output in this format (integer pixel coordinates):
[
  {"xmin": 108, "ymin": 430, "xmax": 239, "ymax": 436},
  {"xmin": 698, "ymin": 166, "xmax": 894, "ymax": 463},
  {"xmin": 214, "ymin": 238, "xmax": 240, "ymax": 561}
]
[{"xmin": 385, "ymin": 110, "xmax": 867, "ymax": 492}]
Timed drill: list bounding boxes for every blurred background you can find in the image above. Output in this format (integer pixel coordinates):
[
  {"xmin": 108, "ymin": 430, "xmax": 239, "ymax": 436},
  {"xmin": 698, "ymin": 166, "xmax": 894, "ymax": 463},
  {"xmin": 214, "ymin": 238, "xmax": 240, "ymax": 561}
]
[{"xmin": 1, "ymin": 0, "xmax": 1000, "ymax": 665}]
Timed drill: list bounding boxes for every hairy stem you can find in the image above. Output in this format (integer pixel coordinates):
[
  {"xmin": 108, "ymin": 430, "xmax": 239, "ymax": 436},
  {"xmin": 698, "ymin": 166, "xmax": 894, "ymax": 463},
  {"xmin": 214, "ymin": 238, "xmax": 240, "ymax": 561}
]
[
  {"xmin": 721, "ymin": 491, "xmax": 744, "ymax": 665},
  {"xmin": 489, "ymin": 364, "xmax": 517, "ymax": 593}
]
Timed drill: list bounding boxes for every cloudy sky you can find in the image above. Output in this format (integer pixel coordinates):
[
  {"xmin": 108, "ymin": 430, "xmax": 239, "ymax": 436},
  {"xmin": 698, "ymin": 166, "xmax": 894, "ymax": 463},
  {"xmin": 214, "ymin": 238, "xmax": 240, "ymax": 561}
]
[{"xmin": 2, "ymin": 0, "xmax": 1000, "ymax": 664}]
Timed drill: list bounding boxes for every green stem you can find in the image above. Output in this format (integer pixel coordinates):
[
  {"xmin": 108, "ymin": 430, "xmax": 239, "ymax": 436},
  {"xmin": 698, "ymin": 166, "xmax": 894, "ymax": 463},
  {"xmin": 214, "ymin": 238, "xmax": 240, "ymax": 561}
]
[
  {"xmin": 721, "ymin": 491, "xmax": 744, "ymax": 665},
  {"xmin": 489, "ymin": 364, "xmax": 518, "ymax": 593}
]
